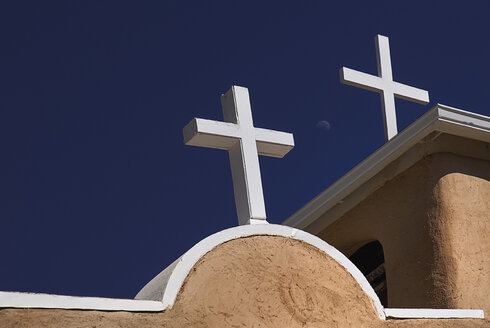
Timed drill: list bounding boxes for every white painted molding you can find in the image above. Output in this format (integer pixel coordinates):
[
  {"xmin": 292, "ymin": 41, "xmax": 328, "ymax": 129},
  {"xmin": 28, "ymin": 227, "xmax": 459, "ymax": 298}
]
[
  {"xmin": 436, "ymin": 104, "xmax": 490, "ymax": 140},
  {"xmin": 1, "ymin": 291, "xmax": 484, "ymax": 320},
  {"xmin": 0, "ymin": 291, "xmax": 164, "ymax": 312},
  {"xmin": 385, "ymin": 308, "xmax": 485, "ymax": 319},
  {"xmin": 283, "ymin": 104, "xmax": 490, "ymax": 233},
  {"xmin": 136, "ymin": 224, "xmax": 386, "ymax": 320}
]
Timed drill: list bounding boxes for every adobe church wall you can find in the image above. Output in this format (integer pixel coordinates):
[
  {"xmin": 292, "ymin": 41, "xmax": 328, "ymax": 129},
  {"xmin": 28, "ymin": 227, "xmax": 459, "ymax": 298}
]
[
  {"xmin": 317, "ymin": 152, "xmax": 490, "ymax": 313},
  {"xmin": 2, "ymin": 234, "xmax": 489, "ymax": 327},
  {"xmin": 1, "ymin": 236, "xmax": 381, "ymax": 327},
  {"xmin": 1, "ymin": 308, "xmax": 489, "ymax": 328}
]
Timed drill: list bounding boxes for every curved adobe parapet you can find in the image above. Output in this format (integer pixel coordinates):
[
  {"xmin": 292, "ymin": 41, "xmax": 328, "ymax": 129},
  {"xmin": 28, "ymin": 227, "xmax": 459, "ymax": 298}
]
[{"xmin": 136, "ymin": 224, "xmax": 385, "ymax": 320}]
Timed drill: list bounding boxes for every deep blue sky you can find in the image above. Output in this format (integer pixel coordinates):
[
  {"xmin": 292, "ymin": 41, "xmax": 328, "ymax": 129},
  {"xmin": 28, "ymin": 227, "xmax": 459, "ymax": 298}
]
[{"xmin": 1, "ymin": 1, "xmax": 489, "ymax": 299}]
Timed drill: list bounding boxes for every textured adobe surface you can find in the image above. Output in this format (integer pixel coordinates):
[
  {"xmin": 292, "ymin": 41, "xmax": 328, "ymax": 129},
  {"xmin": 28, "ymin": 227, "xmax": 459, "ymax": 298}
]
[
  {"xmin": 1, "ymin": 235, "xmax": 489, "ymax": 327},
  {"xmin": 318, "ymin": 152, "xmax": 490, "ymax": 313}
]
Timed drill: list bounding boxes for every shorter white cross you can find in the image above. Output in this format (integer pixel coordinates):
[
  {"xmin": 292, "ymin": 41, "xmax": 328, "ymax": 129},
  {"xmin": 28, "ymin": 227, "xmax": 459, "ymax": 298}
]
[
  {"xmin": 183, "ymin": 85, "xmax": 294, "ymax": 226},
  {"xmin": 340, "ymin": 35, "xmax": 430, "ymax": 141}
]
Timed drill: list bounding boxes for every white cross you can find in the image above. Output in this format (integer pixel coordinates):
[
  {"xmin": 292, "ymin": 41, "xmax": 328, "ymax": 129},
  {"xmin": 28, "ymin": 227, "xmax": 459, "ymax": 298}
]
[
  {"xmin": 340, "ymin": 35, "xmax": 430, "ymax": 141},
  {"xmin": 183, "ymin": 85, "xmax": 294, "ymax": 226}
]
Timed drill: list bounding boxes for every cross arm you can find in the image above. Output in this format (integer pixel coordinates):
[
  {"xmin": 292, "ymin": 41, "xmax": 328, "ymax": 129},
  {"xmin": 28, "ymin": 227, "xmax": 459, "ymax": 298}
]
[
  {"xmin": 341, "ymin": 67, "xmax": 430, "ymax": 104},
  {"xmin": 340, "ymin": 67, "xmax": 386, "ymax": 93},
  {"xmin": 392, "ymin": 82, "xmax": 429, "ymax": 104},
  {"xmin": 183, "ymin": 118, "xmax": 240, "ymax": 150},
  {"xmin": 254, "ymin": 128, "xmax": 294, "ymax": 158}
]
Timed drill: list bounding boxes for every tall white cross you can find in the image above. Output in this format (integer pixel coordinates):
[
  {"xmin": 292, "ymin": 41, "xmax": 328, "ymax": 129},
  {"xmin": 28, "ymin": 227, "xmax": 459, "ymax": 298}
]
[
  {"xmin": 340, "ymin": 35, "xmax": 430, "ymax": 141},
  {"xmin": 183, "ymin": 86, "xmax": 294, "ymax": 226}
]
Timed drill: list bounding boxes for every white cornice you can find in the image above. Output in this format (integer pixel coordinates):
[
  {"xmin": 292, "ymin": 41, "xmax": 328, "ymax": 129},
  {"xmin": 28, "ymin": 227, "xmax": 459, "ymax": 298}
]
[
  {"xmin": 0, "ymin": 291, "xmax": 164, "ymax": 312},
  {"xmin": 385, "ymin": 308, "xmax": 484, "ymax": 319}
]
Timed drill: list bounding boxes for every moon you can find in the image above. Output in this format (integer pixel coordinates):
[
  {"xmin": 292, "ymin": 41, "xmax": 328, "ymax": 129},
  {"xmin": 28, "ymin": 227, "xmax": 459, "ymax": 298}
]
[{"xmin": 316, "ymin": 120, "xmax": 331, "ymax": 131}]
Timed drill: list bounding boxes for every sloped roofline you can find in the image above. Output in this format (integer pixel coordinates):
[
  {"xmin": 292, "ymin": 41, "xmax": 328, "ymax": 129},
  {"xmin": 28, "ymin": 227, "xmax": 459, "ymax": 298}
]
[{"xmin": 282, "ymin": 104, "xmax": 490, "ymax": 233}]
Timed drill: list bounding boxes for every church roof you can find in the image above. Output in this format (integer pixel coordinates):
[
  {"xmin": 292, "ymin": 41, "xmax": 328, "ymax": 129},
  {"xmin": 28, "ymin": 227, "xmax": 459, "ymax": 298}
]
[{"xmin": 282, "ymin": 104, "xmax": 490, "ymax": 233}]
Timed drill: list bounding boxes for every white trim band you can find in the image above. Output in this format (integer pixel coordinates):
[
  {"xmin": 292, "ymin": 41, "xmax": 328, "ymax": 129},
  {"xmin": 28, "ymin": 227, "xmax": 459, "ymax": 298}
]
[
  {"xmin": 0, "ymin": 291, "xmax": 164, "ymax": 312},
  {"xmin": 385, "ymin": 308, "xmax": 484, "ymax": 319}
]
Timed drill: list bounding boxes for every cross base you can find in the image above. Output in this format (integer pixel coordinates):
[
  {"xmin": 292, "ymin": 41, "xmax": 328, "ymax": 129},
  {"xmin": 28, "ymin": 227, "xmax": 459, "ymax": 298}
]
[{"xmin": 247, "ymin": 219, "xmax": 269, "ymax": 225}]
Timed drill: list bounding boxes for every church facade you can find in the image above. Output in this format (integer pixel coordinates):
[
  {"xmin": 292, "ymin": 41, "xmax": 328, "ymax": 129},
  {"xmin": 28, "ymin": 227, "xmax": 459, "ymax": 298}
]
[
  {"xmin": 1, "ymin": 103, "xmax": 489, "ymax": 328},
  {"xmin": 1, "ymin": 35, "xmax": 489, "ymax": 327}
]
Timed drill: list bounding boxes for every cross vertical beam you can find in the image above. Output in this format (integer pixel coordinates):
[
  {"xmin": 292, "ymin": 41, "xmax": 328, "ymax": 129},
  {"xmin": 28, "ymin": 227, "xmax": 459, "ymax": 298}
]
[
  {"xmin": 221, "ymin": 87, "xmax": 266, "ymax": 224},
  {"xmin": 183, "ymin": 86, "xmax": 294, "ymax": 226},
  {"xmin": 376, "ymin": 35, "xmax": 397, "ymax": 140},
  {"xmin": 340, "ymin": 35, "xmax": 430, "ymax": 141}
]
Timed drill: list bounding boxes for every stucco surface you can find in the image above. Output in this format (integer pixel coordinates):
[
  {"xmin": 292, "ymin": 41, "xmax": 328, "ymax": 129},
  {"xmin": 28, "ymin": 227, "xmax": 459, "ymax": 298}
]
[
  {"xmin": 1, "ymin": 308, "xmax": 489, "ymax": 327},
  {"xmin": 164, "ymin": 235, "xmax": 380, "ymax": 327},
  {"xmin": 318, "ymin": 152, "xmax": 490, "ymax": 312},
  {"xmin": 437, "ymin": 170, "xmax": 490, "ymax": 312},
  {"xmin": 1, "ymin": 235, "xmax": 489, "ymax": 327}
]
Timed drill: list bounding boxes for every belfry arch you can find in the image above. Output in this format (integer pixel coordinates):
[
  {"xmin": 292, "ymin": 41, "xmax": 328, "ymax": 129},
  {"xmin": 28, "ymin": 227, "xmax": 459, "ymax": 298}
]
[{"xmin": 349, "ymin": 241, "xmax": 387, "ymax": 306}]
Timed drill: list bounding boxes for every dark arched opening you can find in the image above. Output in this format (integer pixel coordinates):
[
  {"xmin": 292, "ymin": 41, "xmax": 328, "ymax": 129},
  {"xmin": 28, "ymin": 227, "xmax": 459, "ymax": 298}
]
[{"xmin": 349, "ymin": 241, "xmax": 387, "ymax": 306}]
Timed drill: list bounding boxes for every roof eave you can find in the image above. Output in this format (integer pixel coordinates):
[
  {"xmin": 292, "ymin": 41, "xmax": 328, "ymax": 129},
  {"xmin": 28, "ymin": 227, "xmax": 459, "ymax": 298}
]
[{"xmin": 282, "ymin": 104, "xmax": 490, "ymax": 233}]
